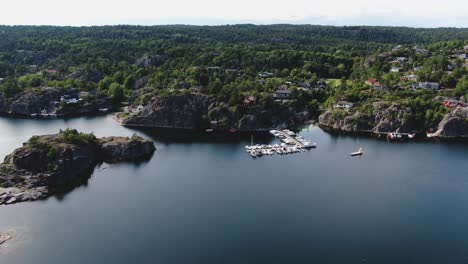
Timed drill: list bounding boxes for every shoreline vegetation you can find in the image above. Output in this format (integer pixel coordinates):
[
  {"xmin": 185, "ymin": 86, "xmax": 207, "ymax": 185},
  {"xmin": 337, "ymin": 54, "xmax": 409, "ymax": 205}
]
[{"xmin": 0, "ymin": 25, "xmax": 466, "ymax": 140}]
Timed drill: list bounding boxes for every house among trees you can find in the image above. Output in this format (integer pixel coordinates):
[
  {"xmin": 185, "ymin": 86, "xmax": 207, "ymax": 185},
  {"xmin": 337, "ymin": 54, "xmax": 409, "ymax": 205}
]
[
  {"xmin": 206, "ymin": 66, "xmax": 221, "ymax": 71},
  {"xmin": 333, "ymin": 101, "xmax": 354, "ymax": 110},
  {"xmin": 393, "ymin": 57, "xmax": 408, "ymax": 63},
  {"xmin": 402, "ymin": 74, "xmax": 418, "ymax": 82},
  {"xmin": 365, "ymin": 78, "xmax": 379, "ymax": 86},
  {"xmin": 390, "ymin": 67, "xmax": 402, "ymax": 73},
  {"xmin": 412, "ymin": 82, "xmax": 440, "ymax": 90},
  {"xmin": 258, "ymin": 72, "xmax": 274, "ymax": 78},
  {"xmin": 365, "ymin": 78, "xmax": 385, "ymax": 89},
  {"xmin": 414, "ymin": 46, "xmax": 429, "ymax": 55},
  {"xmin": 45, "ymin": 68, "xmax": 58, "ymax": 74},
  {"xmin": 0, "ymin": 78, "xmax": 4, "ymax": 84},
  {"xmin": 464, "ymin": 45, "xmax": 468, "ymax": 51},
  {"xmin": 315, "ymin": 80, "xmax": 327, "ymax": 89},
  {"xmin": 243, "ymin": 95, "xmax": 256, "ymax": 105},
  {"xmin": 274, "ymin": 88, "xmax": 293, "ymax": 99}
]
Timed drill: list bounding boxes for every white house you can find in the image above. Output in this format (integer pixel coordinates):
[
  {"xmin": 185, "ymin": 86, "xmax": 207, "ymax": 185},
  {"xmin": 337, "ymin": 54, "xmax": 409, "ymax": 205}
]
[
  {"xmin": 0, "ymin": 78, "xmax": 4, "ymax": 84},
  {"xmin": 464, "ymin": 45, "xmax": 468, "ymax": 51},
  {"xmin": 412, "ymin": 82, "xmax": 439, "ymax": 90},
  {"xmin": 390, "ymin": 67, "xmax": 402, "ymax": 73}
]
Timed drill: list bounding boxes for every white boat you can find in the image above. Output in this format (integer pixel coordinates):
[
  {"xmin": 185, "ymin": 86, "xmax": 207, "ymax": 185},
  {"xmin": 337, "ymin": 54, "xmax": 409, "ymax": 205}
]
[
  {"xmin": 350, "ymin": 147, "xmax": 363, "ymax": 156},
  {"xmin": 206, "ymin": 129, "xmax": 214, "ymax": 132},
  {"xmin": 408, "ymin": 133, "xmax": 416, "ymax": 139}
]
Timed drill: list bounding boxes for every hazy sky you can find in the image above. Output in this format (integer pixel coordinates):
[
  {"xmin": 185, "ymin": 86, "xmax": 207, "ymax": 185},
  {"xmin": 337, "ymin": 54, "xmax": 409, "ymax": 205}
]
[{"xmin": 2, "ymin": 0, "xmax": 468, "ymax": 27}]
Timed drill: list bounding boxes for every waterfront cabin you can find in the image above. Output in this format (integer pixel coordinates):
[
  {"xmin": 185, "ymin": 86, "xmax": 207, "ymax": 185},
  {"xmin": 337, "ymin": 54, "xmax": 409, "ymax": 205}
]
[{"xmin": 0, "ymin": 78, "xmax": 4, "ymax": 84}]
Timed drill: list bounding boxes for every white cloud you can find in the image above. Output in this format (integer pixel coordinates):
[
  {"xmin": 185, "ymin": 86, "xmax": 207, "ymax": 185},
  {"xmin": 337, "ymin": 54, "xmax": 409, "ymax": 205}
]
[{"xmin": 1, "ymin": 0, "xmax": 468, "ymax": 27}]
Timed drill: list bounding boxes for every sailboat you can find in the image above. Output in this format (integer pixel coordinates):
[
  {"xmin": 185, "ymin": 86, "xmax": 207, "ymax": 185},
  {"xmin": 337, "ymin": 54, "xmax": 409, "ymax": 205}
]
[{"xmin": 350, "ymin": 147, "xmax": 363, "ymax": 156}]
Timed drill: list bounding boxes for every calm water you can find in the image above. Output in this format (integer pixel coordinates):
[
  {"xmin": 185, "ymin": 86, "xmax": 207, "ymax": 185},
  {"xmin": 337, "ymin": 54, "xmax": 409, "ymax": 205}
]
[{"xmin": 0, "ymin": 115, "xmax": 467, "ymax": 264}]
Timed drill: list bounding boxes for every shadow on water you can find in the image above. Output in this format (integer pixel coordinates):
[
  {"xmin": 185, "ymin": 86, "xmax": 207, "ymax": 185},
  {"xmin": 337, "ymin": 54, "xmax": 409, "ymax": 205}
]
[
  {"xmin": 47, "ymin": 154, "xmax": 155, "ymax": 203},
  {"xmin": 135, "ymin": 127, "xmax": 275, "ymax": 145}
]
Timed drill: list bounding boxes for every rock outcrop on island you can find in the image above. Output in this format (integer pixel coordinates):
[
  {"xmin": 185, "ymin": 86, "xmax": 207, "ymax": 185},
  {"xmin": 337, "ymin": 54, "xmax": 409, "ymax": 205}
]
[
  {"xmin": 0, "ymin": 129, "xmax": 155, "ymax": 205},
  {"xmin": 115, "ymin": 93, "xmax": 311, "ymax": 131},
  {"xmin": 0, "ymin": 87, "xmax": 112, "ymax": 117},
  {"xmin": 318, "ymin": 102, "xmax": 416, "ymax": 133},
  {"xmin": 434, "ymin": 106, "xmax": 468, "ymax": 138}
]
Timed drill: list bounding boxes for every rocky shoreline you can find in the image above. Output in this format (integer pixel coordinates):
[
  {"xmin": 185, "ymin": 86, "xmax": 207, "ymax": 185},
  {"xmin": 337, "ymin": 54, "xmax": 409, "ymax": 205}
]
[
  {"xmin": 114, "ymin": 93, "xmax": 311, "ymax": 132},
  {"xmin": 0, "ymin": 130, "xmax": 155, "ymax": 205},
  {"xmin": 318, "ymin": 103, "xmax": 468, "ymax": 139},
  {"xmin": 0, "ymin": 87, "xmax": 112, "ymax": 118}
]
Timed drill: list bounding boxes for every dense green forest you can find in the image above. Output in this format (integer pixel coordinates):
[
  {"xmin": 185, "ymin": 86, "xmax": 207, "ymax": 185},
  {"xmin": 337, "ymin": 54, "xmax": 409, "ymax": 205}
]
[{"xmin": 0, "ymin": 25, "xmax": 467, "ymax": 130}]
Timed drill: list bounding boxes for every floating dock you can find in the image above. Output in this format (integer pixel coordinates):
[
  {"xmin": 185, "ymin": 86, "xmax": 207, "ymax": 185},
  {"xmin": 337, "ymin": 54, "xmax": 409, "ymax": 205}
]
[{"xmin": 245, "ymin": 129, "xmax": 317, "ymax": 158}]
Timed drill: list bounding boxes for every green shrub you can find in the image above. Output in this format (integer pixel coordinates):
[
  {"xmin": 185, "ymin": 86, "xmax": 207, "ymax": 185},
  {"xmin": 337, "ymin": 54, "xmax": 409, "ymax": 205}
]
[{"xmin": 57, "ymin": 129, "xmax": 96, "ymax": 145}]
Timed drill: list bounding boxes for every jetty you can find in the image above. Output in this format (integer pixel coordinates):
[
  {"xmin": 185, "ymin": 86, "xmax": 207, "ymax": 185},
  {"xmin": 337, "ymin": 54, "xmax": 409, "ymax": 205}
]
[{"xmin": 245, "ymin": 129, "xmax": 317, "ymax": 158}]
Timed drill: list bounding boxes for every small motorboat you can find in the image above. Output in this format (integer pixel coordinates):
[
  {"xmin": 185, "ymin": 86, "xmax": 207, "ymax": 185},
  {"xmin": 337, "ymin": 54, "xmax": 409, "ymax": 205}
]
[
  {"xmin": 205, "ymin": 129, "xmax": 214, "ymax": 132},
  {"xmin": 350, "ymin": 147, "xmax": 363, "ymax": 156}
]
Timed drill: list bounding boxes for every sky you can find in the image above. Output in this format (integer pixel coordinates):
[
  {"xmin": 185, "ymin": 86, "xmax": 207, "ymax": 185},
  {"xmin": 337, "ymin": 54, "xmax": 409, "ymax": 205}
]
[{"xmin": 1, "ymin": 0, "xmax": 468, "ymax": 27}]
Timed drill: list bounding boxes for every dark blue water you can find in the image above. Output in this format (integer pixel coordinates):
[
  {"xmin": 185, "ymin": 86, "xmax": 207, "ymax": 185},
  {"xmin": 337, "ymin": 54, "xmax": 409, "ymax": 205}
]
[{"xmin": 0, "ymin": 115, "xmax": 467, "ymax": 263}]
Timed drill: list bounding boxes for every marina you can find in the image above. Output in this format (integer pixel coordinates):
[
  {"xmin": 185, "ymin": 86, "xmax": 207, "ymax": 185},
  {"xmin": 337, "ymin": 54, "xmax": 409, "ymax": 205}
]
[{"xmin": 245, "ymin": 129, "xmax": 317, "ymax": 158}]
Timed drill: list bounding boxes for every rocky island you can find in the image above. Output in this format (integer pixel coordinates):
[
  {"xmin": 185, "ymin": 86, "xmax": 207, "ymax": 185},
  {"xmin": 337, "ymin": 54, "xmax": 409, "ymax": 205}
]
[{"xmin": 0, "ymin": 129, "xmax": 155, "ymax": 205}]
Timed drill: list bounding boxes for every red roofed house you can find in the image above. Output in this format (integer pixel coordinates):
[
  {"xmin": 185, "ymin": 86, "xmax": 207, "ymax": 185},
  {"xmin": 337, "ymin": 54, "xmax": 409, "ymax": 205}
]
[
  {"xmin": 365, "ymin": 78, "xmax": 379, "ymax": 86},
  {"xmin": 45, "ymin": 68, "xmax": 58, "ymax": 74}
]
